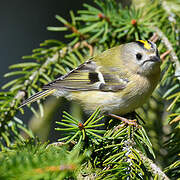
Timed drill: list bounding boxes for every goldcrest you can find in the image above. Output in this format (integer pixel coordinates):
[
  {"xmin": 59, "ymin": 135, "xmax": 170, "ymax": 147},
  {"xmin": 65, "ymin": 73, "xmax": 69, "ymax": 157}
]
[{"xmin": 20, "ymin": 40, "xmax": 161, "ymax": 115}]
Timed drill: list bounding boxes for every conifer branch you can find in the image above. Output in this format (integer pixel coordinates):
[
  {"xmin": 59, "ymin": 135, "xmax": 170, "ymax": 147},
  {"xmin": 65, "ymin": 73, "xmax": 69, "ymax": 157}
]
[
  {"xmin": 153, "ymin": 26, "xmax": 180, "ymax": 81},
  {"xmin": 13, "ymin": 51, "xmax": 61, "ymax": 106},
  {"xmin": 137, "ymin": 149, "xmax": 170, "ymax": 180}
]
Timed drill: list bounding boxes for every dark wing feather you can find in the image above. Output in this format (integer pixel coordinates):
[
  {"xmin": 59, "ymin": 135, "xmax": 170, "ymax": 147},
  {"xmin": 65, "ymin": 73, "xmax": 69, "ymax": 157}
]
[{"xmin": 43, "ymin": 59, "xmax": 128, "ymax": 92}]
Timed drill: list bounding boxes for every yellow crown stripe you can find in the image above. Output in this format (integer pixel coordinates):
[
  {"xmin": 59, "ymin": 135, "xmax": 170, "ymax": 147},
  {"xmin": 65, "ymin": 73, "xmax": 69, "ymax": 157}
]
[{"xmin": 138, "ymin": 40, "xmax": 151, "ymax": 50}]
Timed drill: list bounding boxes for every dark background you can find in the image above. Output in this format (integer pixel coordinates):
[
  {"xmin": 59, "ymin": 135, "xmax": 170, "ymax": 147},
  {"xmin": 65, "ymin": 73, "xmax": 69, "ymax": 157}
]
[
  {"xmin": 0, "ymin": 0, "xmax": 91, "ymax": 87},
  {"xmin": 0, "ymin": 0, "xmax": 92, "ymax": 141}
]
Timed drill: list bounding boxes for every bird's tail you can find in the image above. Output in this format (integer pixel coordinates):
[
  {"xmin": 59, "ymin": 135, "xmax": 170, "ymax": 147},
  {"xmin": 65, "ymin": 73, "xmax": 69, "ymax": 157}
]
[{"xmin": 19, "ymin": 89, "xmax": 56, "ymax": 108}]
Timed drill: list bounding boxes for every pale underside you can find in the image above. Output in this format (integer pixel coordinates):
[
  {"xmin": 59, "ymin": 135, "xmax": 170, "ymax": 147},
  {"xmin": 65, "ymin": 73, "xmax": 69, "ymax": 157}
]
[
  {"xmin": 52, "ymin": 73, "xmax": 157, "ymax": 115},
  {"xmin": 48, "ymin": 58, "xmax": 159, "ymax": 114}
]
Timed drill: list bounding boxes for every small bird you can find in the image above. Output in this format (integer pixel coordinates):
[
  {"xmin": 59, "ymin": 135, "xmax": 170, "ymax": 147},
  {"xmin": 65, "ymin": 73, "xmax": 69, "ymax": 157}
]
[{"xmin": 20, "ymin": 40, "xmax": 161, "ymax": 119}]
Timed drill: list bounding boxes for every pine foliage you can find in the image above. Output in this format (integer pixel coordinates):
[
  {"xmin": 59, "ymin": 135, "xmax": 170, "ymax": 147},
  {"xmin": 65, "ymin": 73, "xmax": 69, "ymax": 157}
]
[{"xmin": 0, "ymin": 0, "xmax": 180, "ymax": 179}]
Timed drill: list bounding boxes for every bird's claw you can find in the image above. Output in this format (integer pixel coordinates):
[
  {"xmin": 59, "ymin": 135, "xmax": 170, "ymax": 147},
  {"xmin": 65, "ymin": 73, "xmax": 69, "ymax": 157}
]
[{"xmin": 109, "ymin": 114, "xmax": 141, "ymax": 128}]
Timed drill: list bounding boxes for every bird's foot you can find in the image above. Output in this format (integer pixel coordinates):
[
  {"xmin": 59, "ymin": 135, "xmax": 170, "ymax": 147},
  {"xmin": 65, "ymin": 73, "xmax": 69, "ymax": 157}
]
[{"xmin": 108, "ymin": 114, "xmax": 140, "ymax": 128}]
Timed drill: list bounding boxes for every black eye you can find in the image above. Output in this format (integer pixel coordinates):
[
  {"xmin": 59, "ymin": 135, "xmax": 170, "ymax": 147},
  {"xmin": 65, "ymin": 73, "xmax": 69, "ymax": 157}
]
[{"xmin": 136, "ymin": 53, "xmax": 142, "ymax": 60}]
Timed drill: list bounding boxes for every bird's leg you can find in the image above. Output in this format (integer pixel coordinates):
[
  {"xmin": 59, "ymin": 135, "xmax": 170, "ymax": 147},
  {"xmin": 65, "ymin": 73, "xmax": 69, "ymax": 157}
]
[{"xmin": 108, "ymin": 113, "xmax": 140, "ymax": 128}]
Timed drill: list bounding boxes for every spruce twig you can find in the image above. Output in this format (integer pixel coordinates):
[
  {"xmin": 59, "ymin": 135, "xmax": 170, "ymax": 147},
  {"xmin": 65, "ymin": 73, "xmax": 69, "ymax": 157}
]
[
  {"xmin": 17, "ymin": 51, "xmax": 61, "ymax": 104},
  {"xmin": 153, "ymin": 26, "xmax": 180, "ymax": 81},
  {"xmin": 137, "ymin": 149, "xmax": 170, "ymax": 180}
]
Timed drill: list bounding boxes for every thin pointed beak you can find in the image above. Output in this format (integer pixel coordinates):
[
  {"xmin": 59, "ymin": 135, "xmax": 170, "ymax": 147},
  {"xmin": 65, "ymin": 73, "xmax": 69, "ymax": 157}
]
[
  {"xmin": 142, "ymin": 56, "xmax": 161, "ymax": 65},
  {"xmin": 149, "ymin": 55, "xmax": 161, "ymax": 62}
]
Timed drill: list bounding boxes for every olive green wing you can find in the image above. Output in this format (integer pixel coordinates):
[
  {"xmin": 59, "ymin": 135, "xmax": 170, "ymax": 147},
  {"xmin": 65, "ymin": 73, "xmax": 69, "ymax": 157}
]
[
  {"xmin": 43, "ymin": 59, "xmax": 129, "ymax": 92},
  {"xmin": 19, "ymin": 59, "xmax": 129, "ymax": 108}
]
